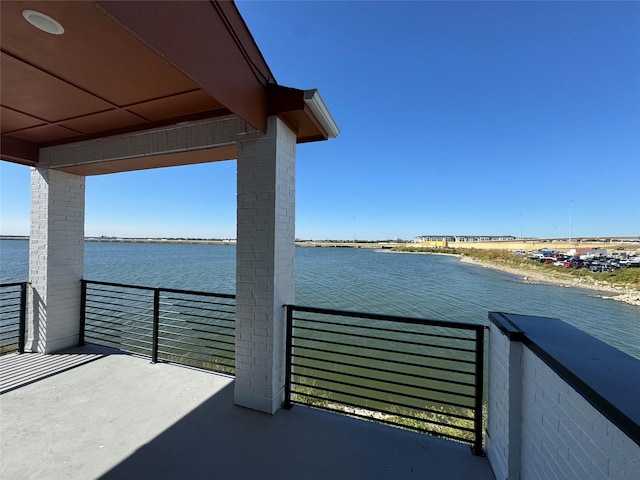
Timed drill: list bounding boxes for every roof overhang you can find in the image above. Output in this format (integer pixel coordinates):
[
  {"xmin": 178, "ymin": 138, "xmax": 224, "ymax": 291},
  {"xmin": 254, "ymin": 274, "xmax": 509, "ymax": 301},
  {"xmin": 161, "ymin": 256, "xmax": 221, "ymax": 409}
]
[
  {"xmin": 268, "ymin": 85, "xmax": 340, "ymax": 143},
  {"xmin": 1, "ymin": 1, "xmax": 338, "ymax": 170}
]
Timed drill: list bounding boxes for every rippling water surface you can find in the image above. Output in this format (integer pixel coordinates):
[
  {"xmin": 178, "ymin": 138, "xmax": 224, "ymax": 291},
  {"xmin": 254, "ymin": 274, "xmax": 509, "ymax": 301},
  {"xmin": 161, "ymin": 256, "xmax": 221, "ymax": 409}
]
[{"xmin": 2, "ymin": 239, "xmax": 638, "ymax": 359}]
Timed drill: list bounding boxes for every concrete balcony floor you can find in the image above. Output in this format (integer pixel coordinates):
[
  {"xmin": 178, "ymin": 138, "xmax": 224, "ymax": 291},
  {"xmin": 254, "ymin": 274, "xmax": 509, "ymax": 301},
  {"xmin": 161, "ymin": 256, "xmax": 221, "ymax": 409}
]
[{"xmin": 1, "ymin": 346, "xmax": 495, "ymax": 480}]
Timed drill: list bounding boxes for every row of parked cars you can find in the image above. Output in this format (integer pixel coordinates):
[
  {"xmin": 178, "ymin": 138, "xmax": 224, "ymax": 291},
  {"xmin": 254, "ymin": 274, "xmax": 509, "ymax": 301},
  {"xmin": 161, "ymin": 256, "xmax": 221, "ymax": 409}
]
[{"xmin": 528, "ymin": 253, "xmax": 640, "ymax": 272}]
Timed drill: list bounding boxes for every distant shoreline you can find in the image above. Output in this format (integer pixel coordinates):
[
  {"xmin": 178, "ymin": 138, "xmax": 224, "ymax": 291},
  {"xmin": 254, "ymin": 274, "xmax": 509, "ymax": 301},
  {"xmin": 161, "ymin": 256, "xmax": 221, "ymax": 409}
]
[
  {"xmin": 3, "ymin": 236, "xmax": 638, "ymax": 306},
  {"xmin": 0, "ymin": 237, "xmax": 401, "ymax": 249},
  {"xmin": 458, "ymin": 256, "xmax": 640, "ymax": 307}
]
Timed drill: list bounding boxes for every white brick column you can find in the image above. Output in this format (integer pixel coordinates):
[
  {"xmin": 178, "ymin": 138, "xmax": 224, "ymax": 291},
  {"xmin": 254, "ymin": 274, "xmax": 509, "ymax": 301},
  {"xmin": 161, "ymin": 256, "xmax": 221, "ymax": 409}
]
[
  {"xmin": 486, "ymin": 321, "xmax": 523, "ymax": 480},
  {"xmin": 235, "ymin": 116, "xmax": 296, "ymax": 413},
  {"xmin": 27, "ymin": 168, "xmax": 85, "ymax": 353}
]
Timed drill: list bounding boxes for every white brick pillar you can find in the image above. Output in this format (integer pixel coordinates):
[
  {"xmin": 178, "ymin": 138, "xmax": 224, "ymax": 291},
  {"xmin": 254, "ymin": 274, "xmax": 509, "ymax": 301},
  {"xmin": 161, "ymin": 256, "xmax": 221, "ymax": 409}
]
[
  {"xmin": 235, "ymin": 116, "xmax": 296, "ymax": 413},
  {"xmin": 27, "ymin": 168, "xmax": 85, "ymax": 353}
]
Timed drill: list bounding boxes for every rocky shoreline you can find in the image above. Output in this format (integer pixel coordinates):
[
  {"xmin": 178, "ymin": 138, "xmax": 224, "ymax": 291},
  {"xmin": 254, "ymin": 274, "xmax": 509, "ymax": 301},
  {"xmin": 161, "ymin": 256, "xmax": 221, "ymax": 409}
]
[{"xmin": 459, "ymin": 256, "xmax": 640, "ymax": 307}]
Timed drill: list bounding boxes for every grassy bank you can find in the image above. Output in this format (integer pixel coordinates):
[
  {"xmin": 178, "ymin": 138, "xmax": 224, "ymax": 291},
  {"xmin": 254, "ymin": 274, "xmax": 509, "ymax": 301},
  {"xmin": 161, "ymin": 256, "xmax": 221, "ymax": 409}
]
[{"xmin": 391, "ymin": 246, "xmax": 640, "ymax": 291}]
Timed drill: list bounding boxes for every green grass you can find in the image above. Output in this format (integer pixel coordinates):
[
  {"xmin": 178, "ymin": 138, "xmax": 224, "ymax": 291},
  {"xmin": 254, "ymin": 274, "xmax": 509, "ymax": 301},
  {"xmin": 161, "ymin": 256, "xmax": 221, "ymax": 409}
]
[
  {"xmin": 391, "ymin": 246, "xmax": 640, "ymax": 291},
  {"xmin": 291, "ymin": 378, "xmax": 484, "ymax": 445}
]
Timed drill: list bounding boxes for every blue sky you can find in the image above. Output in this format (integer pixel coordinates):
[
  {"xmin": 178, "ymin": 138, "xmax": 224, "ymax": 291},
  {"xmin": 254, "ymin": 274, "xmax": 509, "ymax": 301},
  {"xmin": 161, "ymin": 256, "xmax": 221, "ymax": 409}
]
[{"xmin": 1, "ymin": 1, "xmax": 639, "ymax": 240}]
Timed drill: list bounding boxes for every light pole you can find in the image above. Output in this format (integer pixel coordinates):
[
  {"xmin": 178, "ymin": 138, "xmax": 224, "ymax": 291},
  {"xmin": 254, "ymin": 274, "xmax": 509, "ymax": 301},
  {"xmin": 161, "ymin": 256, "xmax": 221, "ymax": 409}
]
[
  {"xmin": 569, "ymin": 201, "xmax": 573, "ymax": 243},
  {"xmin": 519, "ymin": 213, "xmax": 523, "ymax": 240}
]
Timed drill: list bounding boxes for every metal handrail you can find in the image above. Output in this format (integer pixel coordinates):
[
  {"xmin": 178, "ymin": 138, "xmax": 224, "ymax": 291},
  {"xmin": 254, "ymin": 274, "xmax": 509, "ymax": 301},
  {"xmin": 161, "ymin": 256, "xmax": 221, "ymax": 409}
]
[
  {"xmin": 284, "ymin": 304, "xmax": 485, "ymax": 455},
  {"xmin": 81, "ymin": 279, "xmax": 236, "ymax": 374}
]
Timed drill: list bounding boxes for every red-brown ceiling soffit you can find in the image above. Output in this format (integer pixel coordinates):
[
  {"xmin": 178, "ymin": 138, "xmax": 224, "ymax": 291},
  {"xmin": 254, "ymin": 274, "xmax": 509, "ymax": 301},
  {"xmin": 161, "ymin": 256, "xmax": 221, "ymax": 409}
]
[{"xmin": 1, "ymin": 1, "xmax": 338, "ymax": 169}]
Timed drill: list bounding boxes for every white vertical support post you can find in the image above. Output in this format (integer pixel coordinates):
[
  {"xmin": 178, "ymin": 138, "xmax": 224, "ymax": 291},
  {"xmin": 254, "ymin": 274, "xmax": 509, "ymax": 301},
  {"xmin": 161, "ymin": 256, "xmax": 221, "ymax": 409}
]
[
  {"xmin": 27, "ymin": 168, "xmax": 85, "ymax": 353},
  {"xmin": 486, "ymin": 319, "xmax": 524, "ymax": 480},
  {"xmin": 235, "ymin": 116, "xmax": 296, "ymax": 413}
]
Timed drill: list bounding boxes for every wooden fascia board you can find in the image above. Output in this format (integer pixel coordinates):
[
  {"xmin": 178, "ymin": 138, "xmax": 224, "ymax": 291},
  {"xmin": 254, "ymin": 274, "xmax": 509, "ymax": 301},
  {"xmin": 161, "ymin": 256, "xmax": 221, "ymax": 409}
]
[
  {"xmin": 267, "ymin": 85, "xmax": 330, "ymax": 142},
  {"xmin": 0, "ymin": 135, "xmax": 39, "ymax": 166}
]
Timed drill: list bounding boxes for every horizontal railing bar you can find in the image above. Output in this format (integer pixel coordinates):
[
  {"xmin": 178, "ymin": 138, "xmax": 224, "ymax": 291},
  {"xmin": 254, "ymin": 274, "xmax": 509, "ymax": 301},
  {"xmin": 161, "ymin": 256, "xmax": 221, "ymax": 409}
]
[
  {"xmin": 84, "ymin": 280, "xmax": 234, "ymax": 300},
  {"xmin": 160, "ymin": 295, "xmax": 235, "ymax": 308},
  {"xmin": 0, "ymin": 299, "xmax": 21, "ymax": 306},
  {"xmin": 157, "ymin": 344, "xmax": 234, "ymax": 359},
  {"xmin": 85, "ymin": 326, "xmax": 152, "ymax": 342},
  {"xmin": 0, "ymin": 327, "xmax": 20, "ymax": 336},
  {"xmin": 157, "ymin": 334, "xmax": 235, "ymax": 352},
  {"xmin": 159, "ymin": 287, "xmax": 235, "ymax": 299},
  {"xmin": 158, "ymin": 309, "xmax": 235, "ymax": 324},
  {"xmin": 86, "ymin": 286, "xmax": 154, "ymax": 300},
  {"xmin": 82, "ymin": 280, "xmax": 236, "ymax": 374},
  {"xmin": 292, "ymin": 344, "xmax": 475, "ymax": 377},
  {"xmin": 291, "ymin": 353, "xmax": 475, "ymax": 388},
  {"xmin": 293, "ymin": 375, "xmax": 474, "ymax": 409},
  {"xmin": 85, "ymin": 292, "xmax": 153, "ymax": 306},
  {"xmin": 85, "ymin": 300, "xmax": 153, "ymax": 315},
  {"xmin": 84, "ymin": 279, "xmax": 157, "ymax": 291},
  {"xmin": 156, "ymin": 343, "xmax": 234, "ymax": 357},
  {"xmin": 293, "ymin": 325, "xmax": 476, "ymax": 354},
  {"xmin": 158, "ymin": 343, "xmax": 235, "ymax": 360},
  {"xmin": 294, "ymin": 394, "xmax": 473, "ymax": 442},
  {"xmin": 84, "ymin": 320, "xmax": 152, "ymax": 334},
  {"xmin": 296, "ymin": 392, "xmax": 473, "ymax": 442},
  {"xmin": 0, "ymin": 282, "xmax": 27, "ymax": 288},
  {"xmin": 292, "ymin": 390, "xmax": 474, "ymax": 432},
  {"xmin": 83, "ymin": 328, "xmax": 121, "ymax": 340},
  {"xmin": 84, "ymin": 332, "xmax": 151, "ymax": 347},
  {"xmin": 293, "ymin": 336, "xmax": 476, "ymax": 366},
  {"xmin": 85, "ymin": 305, "xmax": 154, "ymax": 320},
  {"xmin": 291, "ymin": 315, "xmax": 476, "ymax": 343},
  {"xmin": 84, "ymin": 335, "xmax": 152, "ymax": 351},
  {"xmin": 159, "ymin": 319, "xmax": 235, "ymax": 334},
  {"xmin": 292, "ymin": 362, "xmax": 475, "ymax": 399},
  {"xmin": 158, "ymin": 330, "xmax": 235, "ymax": 345},
  {"xmin": 287, "ymin": 305, "xmax": 483, "ymax": 332},
  {"xmin": 159, "ymin": 305, "xmax": 235, "ymax": 319},
  {"xmin": 84, "ymin": 317, "xmax": 154, "ymax": 332},
  {"xmin": 157, "ymin": 351, "xmax": 235, "ymax": 368},
  {"xmin": 86, "ymin": 296, "xmax": 153, "ymax": 308},
  {"xmin": 160, "ymin": 317, "xmax": 235, "ymax": 335},
  {"xmin": 84, "ymin": 317, "xmax": 154, "ymax": 333},
  {"xmin": 292, "ymin": 379, "xmax": 474, "ymax": 418}
]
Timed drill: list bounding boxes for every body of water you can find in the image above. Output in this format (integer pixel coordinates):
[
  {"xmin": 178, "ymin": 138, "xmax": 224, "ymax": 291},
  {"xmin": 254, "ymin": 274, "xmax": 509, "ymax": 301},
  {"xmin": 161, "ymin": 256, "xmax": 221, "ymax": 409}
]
[{"xmin": 1, "ymin": 239, "xmax": 638, "ymax": 359}]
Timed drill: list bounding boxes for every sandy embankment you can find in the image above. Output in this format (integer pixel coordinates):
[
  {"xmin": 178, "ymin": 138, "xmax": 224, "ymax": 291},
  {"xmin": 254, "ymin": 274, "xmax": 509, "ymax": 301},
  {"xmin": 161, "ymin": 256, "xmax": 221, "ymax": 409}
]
[{"xmin": 459, "ymin": 256, "xmax": 640, "ymax": 307}]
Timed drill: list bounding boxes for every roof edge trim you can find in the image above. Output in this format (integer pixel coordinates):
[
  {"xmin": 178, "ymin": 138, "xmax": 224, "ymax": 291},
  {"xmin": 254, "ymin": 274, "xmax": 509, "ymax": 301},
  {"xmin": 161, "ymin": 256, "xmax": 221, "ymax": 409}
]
[{"xmin": 303, "ymin": 89, "xmax": 340, "ymax": 139}]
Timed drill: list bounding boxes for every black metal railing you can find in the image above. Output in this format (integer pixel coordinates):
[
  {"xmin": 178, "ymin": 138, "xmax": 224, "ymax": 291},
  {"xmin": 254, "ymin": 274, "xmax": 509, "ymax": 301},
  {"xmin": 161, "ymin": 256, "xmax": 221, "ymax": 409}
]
[
  {"xmin": 284, "ymin": 305, "xmax": 485, "ymax": 455},
  {"xmin": 81, "ymin": 280, "xmax": 236, "ymax": 374},
  {"xmin": 0, "ymin": 282, "xmax": 27, "ymax": 355}
]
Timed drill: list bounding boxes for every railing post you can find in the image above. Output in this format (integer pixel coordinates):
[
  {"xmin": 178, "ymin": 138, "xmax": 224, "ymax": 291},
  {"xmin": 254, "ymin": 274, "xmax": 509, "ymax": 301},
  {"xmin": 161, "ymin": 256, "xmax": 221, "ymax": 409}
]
[
  {"xmin": 18, "ymin": 282, "xmax": 27, "ymax": 354},
  {"xmin": 78, "ymin": 280, "xmax": 86, "ymax": 346},
  {"xmin": 472, "ymin": 326, "xmax": 485, "ymax": 456},
  {"xmin": 151, "ymin": 288, "xmax": 160, "ymax": 363},
  {"xmin": 283, "ymin": 304, "xmax": 294, "ymax": 410}
]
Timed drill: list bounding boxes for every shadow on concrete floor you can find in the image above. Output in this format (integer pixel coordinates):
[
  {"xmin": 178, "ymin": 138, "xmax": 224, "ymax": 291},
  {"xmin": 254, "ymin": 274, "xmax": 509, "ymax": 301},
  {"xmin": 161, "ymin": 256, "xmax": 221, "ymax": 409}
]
[
  {"xmin": 0, "ymin": 344, "xmax": 117, "ymax": 394},
  {"xmin": 100, "ymin": 383, "xmax": 494, "ymax": 480}
]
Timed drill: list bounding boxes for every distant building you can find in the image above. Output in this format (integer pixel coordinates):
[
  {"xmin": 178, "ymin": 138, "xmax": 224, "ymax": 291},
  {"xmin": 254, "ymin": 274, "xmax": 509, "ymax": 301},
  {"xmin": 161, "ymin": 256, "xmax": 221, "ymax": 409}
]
[{"xmin": 413, "ymin": 235, "xmax": 516, "ymax": 244}]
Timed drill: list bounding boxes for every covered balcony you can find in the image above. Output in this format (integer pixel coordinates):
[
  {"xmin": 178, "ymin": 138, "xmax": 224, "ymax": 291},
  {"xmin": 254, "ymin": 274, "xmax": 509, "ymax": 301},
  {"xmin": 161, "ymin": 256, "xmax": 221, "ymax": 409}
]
[{"xmin": 1, "ymin": 2, "xmax": 638, "ymax": 479}]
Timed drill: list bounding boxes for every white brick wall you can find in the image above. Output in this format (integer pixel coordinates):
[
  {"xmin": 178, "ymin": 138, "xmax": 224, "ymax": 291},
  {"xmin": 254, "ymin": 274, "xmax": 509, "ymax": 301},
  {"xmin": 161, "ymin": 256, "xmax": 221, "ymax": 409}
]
[
  {"xmin": 487, "ymin": 322, "xmax": 640, "ymax": 480},
  {"xmin": 487, "ymin": 323, "xmax": 523, "ymax": 480},
  {"xmin": 235, "ymin": 116, "xmax": 296, "ymax": 413},
  {"xmin": 27, "ymin": 168, "xmax": 85, "ymax": 353},
  {"xmin": 520, "ymin": 348, "xmax": 639, "ymax": 480}
]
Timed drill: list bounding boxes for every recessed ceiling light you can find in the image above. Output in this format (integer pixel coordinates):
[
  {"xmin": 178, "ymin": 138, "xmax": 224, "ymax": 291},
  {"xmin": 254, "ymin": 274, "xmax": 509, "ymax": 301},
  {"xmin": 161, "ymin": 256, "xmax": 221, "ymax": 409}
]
[{"xmin": 22, "ymin": 10, "xmax": 64, "ymax": 35}]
